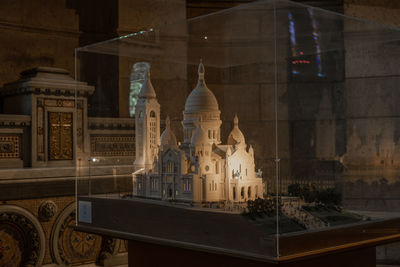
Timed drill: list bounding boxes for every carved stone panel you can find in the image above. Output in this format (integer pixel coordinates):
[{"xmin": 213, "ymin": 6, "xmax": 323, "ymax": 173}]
[{"xmin": 48, "ymin": 112, "xmax": 73, "ymax": 160}]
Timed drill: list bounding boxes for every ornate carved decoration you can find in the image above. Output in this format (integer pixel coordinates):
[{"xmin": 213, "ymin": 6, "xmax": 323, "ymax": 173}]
[
  {"xmin": 51, "ymin": 203, "xmax": 120, "ymax": 265},
  {"xmin": 0, "ymin": 205, "xmax": 45, "ymax": 267},
  {"xmin": 44, "ymin": 99, "xmax": 75, "ymax": 108},
  {"xmin": 0, "ymin": 115, "xmax": 31, "ymax": 127},
  {"xmin": 48, "ymin": 112, "xmax": 73, "ymax": 160},
  {"xmin": 51, "ymin": 203, "xmax": 100, "ymax": 265},
  {"xmin": 0, "ymin": 136, "xmax": 20, "ymax": 158},
  {"xmin": 38, "ymin": 201, "xmax": 57, "ymax": 222},
  {"xmin": 88, "ymin": 117, "xmax": 135, "ymax": 131},
  {"xmin": 97, "ymin": 236, "xmax": 120, "ymax": 266},
  {"xmin": 91, "ymin": 135, "xmax": 135, "ymax": 157}
]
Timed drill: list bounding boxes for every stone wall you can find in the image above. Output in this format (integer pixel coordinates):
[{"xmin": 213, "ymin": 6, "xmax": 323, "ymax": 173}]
[{"xmin": 0, "ymin": 0, "xmax": 79, "ymax": 90}]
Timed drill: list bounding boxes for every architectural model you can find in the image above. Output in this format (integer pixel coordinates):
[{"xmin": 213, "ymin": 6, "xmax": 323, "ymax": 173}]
[{"xmin": 132, "ymin": 62, "xmax": 263, "ymax": 203}]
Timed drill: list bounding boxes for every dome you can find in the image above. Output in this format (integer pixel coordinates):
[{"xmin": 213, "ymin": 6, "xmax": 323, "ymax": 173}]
[
  {"xmin": 184, "ymin": 61, "xmax": 219, "ymax": 113},
  {"xmin": 138, "ymin": 71, "xmax": 156, "ymax": 99},
  {"xmin": 160, "ymin": 116, "xmax": 178, "ymax": 150},
  {"xmin": 191, "ymin": 125, "xmax": 208, "ymax": 146},
  {"xmin": 227, "ymin": 115, "xmax": 245, "ymax": 146}
]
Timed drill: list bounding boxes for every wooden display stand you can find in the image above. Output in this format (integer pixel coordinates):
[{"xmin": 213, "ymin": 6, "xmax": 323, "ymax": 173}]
[
  {"xmin": 75, "ymin": 196, "xmax": 400, "ymax": 267},
  {"xmin": 127, "ymin": 239, "xmax": 376, "ymax": 267}
]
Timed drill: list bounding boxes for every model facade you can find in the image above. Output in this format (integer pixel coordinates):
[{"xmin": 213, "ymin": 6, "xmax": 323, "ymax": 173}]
[{"xmin": 132, "ymin": 62, "xmax": 263, "ymax": 203}]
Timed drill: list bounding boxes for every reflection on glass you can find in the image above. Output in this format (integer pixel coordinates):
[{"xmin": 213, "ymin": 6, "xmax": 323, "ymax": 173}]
[{"xmin": 129, "ymin": 62, "xmax": 150, "ymax": 117}]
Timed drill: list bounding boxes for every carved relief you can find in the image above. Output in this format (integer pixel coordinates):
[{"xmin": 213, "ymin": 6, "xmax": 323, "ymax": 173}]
[
  {"xmin": 51, "ymin": 203, "xmax": 119, "ymax": 265},
  {"xmin": 48, "ymin": 112, "xmax": 73, "ymax": 160},
  {"xmin": 38, "ymin": 201, "xmax": 58, "ymax": 222},
  {"xmin": 91, "ymin": 136, "xmax": 135, "ymax": 157},
  {"xmin": 0, "ymin": 136, "xmax": 20, "ymax": 158},
  {"xmin": 0, "ymin": 205, "xmax": 45, "ymax": 267}
]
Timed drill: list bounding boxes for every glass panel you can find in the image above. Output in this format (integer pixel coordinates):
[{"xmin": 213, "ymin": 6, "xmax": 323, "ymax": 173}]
[
  {"xmin": 74, "ymin": 0, "xmax": 400, "ymax": 262},
  {"xmin": 276, "ymin": 0, "xmax": 400, "ymax": 259},
  {"xmin": 75, "ymin": 0, "xmax": 279, "ymax": 259}
]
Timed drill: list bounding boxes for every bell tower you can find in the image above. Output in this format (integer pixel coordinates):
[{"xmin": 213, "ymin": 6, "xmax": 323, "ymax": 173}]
[{"xmin": 134, "ymin": 71, "xmax": 160, "ymax": 172}]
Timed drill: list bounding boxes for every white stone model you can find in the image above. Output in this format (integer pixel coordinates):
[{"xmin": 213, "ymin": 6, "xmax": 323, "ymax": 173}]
[{"xmin": 133, "ymin": 62, "xmax": 263, "ymax": 203}]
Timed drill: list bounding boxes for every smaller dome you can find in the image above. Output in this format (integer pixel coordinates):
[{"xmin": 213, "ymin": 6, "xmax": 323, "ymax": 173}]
[
  {"xmin": 138, "ymin": 71, "xmax": 156, "ymax": 99},
  {"xmin": 160, "ymin": 116, "xmax": 178, "ymax": 150},
  {"xmin": 227, "ymin": 115, "xmax": 245, "ymax": 146},
  {"xmin": 191, "ymin": 125, "xmax": 208, "ymax": 146}
]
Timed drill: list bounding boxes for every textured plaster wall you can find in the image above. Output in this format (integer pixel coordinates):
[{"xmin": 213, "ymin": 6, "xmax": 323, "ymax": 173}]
[{"xmin": 344, "ymin": 0, "xmax": 400, "ymax": 28}]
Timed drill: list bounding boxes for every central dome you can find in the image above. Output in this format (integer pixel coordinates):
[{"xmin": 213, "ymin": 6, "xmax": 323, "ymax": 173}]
[{"xmin": 184, "ymin": 62, "xmax": 219, "ymax": 113}]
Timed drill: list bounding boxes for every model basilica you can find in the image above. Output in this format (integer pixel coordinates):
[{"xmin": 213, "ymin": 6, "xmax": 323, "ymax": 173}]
[{"xmin": 132, "ymin": 62, "xmax": 263, "ymax": 203}]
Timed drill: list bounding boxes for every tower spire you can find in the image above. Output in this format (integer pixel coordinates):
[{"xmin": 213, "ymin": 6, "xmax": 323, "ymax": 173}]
[
  {"xmin": 233, "ymin": 114, "xmax": 239, "ymax": 127},
  {"xmin": 138, "ymin": 70, "xmax": 156, "ymax": 99},
  {"xmin": 198, "ymin": 59, "xmax": 205, "ymax": 81}
]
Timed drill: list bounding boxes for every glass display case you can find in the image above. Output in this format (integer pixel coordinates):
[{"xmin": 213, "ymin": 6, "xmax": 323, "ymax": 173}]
[{"xmin": 74, "ymin": 0, "xmax": 400, "ymax": 262}]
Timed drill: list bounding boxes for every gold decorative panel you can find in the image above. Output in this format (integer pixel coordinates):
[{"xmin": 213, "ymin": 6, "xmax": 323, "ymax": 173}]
[
  {"xmin": 48, "ymin": 112, "xmax": 73, "ymax": 160},
  {"xmin": 0, "ymin": 136, "xmax": 20, "ymax": 158}
]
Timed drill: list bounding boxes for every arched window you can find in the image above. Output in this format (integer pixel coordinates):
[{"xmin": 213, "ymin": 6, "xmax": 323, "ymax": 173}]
[
  {"xmin": 248, "ymin": 186, "xmax": 251, "ymax": 198},
  {"xmin": 137, "ymin": 111, "xmax": 143, "ymax": 157},
  {"xmin": 241, "ymin": 187, "xmax": 245, "ymax": 199},
  {"xmin": 129, "ymin": 62, "xmax": 150, "ymax": 117},
  {"xmin": 149, "ymin": 110, "xmax": 157, "ymax": 147},
  {"xmin": 232, "ymin": 186, "xmax": 236, "ymax": 200},
  {"xmin": 166, "ymin": 161, "xmax": 174, "ymax": 173},
  {"xmin": 255, "ymin": 185, "xmax": 258, "ymax": 198}
]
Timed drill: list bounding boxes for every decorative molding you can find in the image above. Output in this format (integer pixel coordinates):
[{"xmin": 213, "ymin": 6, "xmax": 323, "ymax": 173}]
[
  {"xmin": 88, "ymin": 117, "xmax": 135, "ymax": 131},
  {"xmin": 1, "ymin": 67, "xmax": 95, "ymax": 98},
  {"xmin": 1, "ymin": 86, "xmax": 94, "ymax": 98},
  {"xmin": 90, "ymin": 135, "xmax": 135, "ymax": 157},
  {"xmin": 0, "ymin": 115, "xmax": 31, "ymax": 127},
  {"xmin": 0, "ymin": 205, "xmax": 46, "ymax": 267},
  {"xmin": 0, "ymin": 19, "xmax": 79, "ymax": 37}
]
